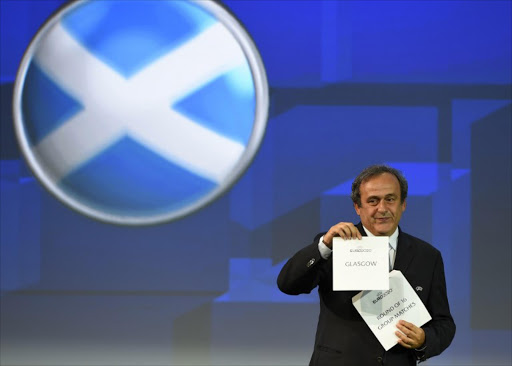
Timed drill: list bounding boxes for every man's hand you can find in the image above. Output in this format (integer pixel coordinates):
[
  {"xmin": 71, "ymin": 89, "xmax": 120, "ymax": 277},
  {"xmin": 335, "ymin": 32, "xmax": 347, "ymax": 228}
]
[
  {"xmin": 322, "ymin": 222, "xmax": 362, "ymax": 248},
  {"xmin": 395, "ymin": 320, "xmax": 425, "ymax": 349}
]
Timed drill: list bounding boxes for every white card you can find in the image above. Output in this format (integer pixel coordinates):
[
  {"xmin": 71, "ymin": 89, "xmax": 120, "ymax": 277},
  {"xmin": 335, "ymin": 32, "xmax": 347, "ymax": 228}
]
[
  {"xmin": 352, "ymin": 270, "xmax": 432, "ymax": 351},
  {"xmin": 332, "ymin": 236, "xmax": 389, "ymax": 290}
]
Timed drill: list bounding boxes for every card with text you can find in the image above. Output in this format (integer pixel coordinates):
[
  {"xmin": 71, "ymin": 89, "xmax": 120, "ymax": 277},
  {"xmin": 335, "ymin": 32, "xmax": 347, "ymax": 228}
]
[
  {"xmin": 332, "ymin": 236, "xmax": 389, "ymax": 290},
  {"xmin": 352, "ymin": 270, "xmax": 432, "ymax": 351}
]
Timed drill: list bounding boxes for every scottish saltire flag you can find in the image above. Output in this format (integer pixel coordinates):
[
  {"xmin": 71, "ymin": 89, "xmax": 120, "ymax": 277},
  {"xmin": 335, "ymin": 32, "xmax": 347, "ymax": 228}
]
[{"xmin": 13, "ymin": 0, "xmax": 268, "ymax": 225}]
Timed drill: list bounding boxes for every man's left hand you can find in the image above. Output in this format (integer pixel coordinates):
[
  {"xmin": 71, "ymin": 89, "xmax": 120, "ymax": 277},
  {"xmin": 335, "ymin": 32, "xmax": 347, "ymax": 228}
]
[{"xmin": 395, "ymin": 320, "xmax": 425, "ymax": 349}]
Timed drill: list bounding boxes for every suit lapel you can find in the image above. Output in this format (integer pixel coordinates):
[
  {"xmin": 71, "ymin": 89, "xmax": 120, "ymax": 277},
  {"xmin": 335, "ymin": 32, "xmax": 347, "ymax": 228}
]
[
  {"xmin": 356, "ymin": 222, "xmax": 367, "ymax": 237},
  {"xmin": 393, "ymin": 228, "xmax": 415, "ymax": 273}
]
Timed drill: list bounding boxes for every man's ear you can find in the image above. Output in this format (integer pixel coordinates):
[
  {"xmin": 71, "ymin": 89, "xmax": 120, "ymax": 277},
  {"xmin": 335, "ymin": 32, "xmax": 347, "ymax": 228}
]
[
  {"xmin": 354, "ymin": 202, "xmax": 361, "ymax": 216},
  {"xmin": 402, "ymin": 200, "xmax": 407, "ymax": 212}
]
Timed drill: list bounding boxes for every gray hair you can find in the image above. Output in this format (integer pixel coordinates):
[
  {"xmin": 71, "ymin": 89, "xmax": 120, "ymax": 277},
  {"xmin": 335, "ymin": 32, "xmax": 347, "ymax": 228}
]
[{"xmin": 351, "ymin": 165, "xmax": 408, "ymax": 206}]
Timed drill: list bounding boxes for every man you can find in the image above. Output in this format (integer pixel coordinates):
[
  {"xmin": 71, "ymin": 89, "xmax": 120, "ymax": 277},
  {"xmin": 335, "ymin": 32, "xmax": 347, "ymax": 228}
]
[{"xmin": 277, "ymin": 165, "xmax": 455, "ymax": 365}]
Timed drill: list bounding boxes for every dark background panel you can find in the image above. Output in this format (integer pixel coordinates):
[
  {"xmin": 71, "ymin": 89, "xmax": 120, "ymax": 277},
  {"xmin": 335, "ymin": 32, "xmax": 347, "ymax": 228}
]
[{"xmin": 471, "ymin": 105, "xmax": 512, "ymax": 330}]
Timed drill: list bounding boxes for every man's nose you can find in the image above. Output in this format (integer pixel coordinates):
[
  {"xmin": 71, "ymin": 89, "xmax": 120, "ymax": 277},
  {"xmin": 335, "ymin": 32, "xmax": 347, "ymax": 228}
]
[{"xmin": 377, "ymin": 200, "xmax": 388, "ymax": 212}]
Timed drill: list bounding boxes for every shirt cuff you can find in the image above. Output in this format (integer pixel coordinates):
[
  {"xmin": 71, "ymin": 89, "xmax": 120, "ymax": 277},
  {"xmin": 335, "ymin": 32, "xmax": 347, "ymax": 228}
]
[
  {"xmin": 414, "ymin": 344, "xmax": 427, "ymax": 362},
  {"xmin": 415, "ymin": 344, "xmax": 427, "ymax": 352},
  {"xmin": 318, "ymin": 236, "xmax": 332, "ymax": 260}
]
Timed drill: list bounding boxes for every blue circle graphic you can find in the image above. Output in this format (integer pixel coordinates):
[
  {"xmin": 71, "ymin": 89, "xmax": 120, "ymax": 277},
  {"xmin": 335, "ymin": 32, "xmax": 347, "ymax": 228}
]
[{"xmin": 13, "ymin": 0, "xmax": 269, "ymax": 225}]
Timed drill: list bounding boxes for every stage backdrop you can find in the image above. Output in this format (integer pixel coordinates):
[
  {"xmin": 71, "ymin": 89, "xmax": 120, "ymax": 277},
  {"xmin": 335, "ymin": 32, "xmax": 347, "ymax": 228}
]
[{"xmin": 1, "ymin": 1, "xmax": 511, "ymax": 365}]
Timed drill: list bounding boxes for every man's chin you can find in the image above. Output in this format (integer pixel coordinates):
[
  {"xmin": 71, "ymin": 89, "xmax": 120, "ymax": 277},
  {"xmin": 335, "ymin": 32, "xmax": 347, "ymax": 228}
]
[{"xmin": 373, "ymin": 224, "xmax": 395, "ymax": 236}]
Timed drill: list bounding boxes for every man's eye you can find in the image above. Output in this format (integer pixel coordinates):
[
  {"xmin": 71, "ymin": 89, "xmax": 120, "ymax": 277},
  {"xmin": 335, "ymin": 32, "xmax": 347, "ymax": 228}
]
[{"xmin": 368, "ymin": 200, "xmax": 378, "ymax": 205}]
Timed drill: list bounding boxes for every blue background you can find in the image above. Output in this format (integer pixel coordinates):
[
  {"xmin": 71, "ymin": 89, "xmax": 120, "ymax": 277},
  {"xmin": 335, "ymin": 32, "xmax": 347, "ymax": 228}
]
[{"xmin": 1, "ymin": 0, "xmax": 511, "ymax": 365}]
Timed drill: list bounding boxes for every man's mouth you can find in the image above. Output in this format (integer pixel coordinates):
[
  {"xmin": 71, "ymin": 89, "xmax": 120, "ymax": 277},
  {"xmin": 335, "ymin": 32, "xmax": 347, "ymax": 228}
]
[{"xmin": 375, "ymin": 217, "xmax": 391, "ymax": 222}]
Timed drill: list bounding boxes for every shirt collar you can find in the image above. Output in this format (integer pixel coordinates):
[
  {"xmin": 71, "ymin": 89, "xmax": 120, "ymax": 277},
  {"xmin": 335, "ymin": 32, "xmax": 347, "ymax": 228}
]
[{"xmin": 362, "ymin": 225, "xmax": 399, "ymax": 251}]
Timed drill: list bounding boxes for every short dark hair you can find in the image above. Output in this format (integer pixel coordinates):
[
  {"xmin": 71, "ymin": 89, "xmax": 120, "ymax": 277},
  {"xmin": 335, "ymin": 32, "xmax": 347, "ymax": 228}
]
[{"xmin": 351, "ymin": 165, "xmax": 408, "ymax": 207}]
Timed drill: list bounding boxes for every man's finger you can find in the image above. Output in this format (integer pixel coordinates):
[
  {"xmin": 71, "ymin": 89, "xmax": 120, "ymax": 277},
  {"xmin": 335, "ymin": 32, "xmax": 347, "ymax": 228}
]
[
  {"xmin": 338, "ymin": 226, "xmax": 349, "ymax": 239},
  {"xmin": 347, "ymin": 224, "xmax": 362, "ymax": 239},
  {"xmin": 398, "ymin": 319, "xmax": 414, "ymax": 329}
]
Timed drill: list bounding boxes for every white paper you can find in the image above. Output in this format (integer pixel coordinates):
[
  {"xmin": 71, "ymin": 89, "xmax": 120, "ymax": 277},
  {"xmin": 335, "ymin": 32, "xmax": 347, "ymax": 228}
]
[
  {"xmin": 332, "ymin": 236, "xmax": 389, "ymax": 290},
  {"xmin": 352, "ymin": 270, "xmax": 432, "ymax": 351}
]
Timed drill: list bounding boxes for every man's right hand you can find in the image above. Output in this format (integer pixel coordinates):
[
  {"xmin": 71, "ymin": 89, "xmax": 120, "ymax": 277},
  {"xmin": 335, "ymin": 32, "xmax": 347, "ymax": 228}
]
[{"xmin": 322, "ymin": 222, "xmax": 362, "ymax": 248}]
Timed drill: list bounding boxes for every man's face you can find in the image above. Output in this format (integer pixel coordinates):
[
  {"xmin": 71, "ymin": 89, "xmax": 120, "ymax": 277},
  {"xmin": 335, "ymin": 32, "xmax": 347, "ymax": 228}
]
[{"xmin": 354, "ymin": 172, "xmax": 406, "ymax": 236}]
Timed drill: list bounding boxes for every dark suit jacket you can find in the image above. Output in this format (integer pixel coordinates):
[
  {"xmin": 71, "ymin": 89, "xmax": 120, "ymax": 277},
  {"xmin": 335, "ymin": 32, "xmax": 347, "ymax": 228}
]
[{"xmin": 277, "ymin": 223, "xmax": 455, "ymax": 366}]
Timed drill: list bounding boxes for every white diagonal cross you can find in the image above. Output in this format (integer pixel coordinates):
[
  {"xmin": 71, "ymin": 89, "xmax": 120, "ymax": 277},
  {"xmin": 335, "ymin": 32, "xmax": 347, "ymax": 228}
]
[{"xmin": 31, "ymin": 20, "xmax": 248, "ymax": 183}]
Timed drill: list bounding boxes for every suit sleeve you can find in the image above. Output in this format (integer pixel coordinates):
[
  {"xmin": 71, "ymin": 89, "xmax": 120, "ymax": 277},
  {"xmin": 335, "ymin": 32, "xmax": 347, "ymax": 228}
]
[
  {"xmin": 421, "ymin": 252, "xmax": 456, "ymax": 360},
  {"xmin": 277, "ymin": 233, "xmax": 327, "ymax": 295}
]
